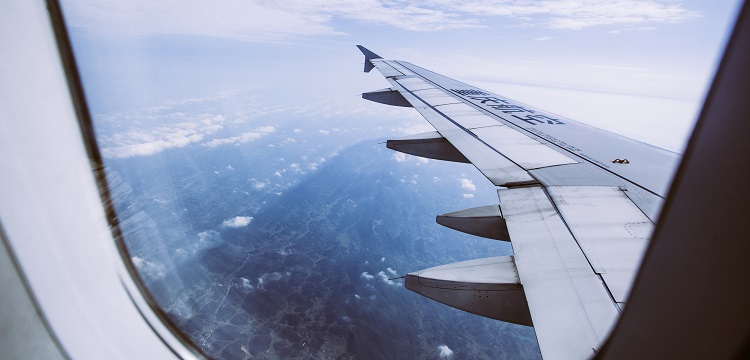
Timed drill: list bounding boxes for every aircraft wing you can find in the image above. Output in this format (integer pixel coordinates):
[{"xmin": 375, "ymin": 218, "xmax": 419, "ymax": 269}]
[{"xmin": 357, "ymin": 45, "xmax": 680, "ymax": 360}]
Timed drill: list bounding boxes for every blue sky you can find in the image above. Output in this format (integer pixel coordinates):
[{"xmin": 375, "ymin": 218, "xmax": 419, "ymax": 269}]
[{"xmin": 62, "ymin": 0, "xmax": 742, "ymax": 153}]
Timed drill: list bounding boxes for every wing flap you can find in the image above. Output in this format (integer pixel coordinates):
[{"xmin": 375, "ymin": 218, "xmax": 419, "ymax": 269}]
[
  {"xmin": 500, "ymin": 186, "xmax": 619, "ymax": 360},
  {"xmin": 411, "ymin": 88, "xmax": 462, "ymax": 106},
  {"xmin": 471, "ymin": 126, "xmax": 578, "ymax": 170},
  {"xmin": 547, "ymin": 186, "xmax": 652, "ymax": 302},
  {"xmin": 434, "ymin": 121, "xmax": 535, "ymax": 185},
  {"xmin": 433, "ymin": 103, "xmax": 500, "ymax": 128},
  {"xmin": 390, "ymin": 80, "xmax": 535, "ymax": 185},
  {"xmin": 396, "ymin": 76, "xmax": 434, "ymax": 91}
]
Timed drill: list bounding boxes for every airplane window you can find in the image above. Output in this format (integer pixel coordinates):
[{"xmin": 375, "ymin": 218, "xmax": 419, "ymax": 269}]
[{"xmin": 57, "ymin": 0, "xmax": 742, "ymax": 359}]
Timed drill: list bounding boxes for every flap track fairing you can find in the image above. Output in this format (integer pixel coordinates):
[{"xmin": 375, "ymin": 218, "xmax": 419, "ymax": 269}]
[
  {"xmin": 405, "ymin": 256, "xmax": 532, "ymax": 326},
  {"xmin": 386, "ymin": 131, "xmax": 470, "ymax": 163},
  {"xmin": 436, "ymin": 205, "xmax": 510, "ymax": 241},
  {"xmin": 362, "ymin": 88, "xmax": 412, "ymax": 107}
]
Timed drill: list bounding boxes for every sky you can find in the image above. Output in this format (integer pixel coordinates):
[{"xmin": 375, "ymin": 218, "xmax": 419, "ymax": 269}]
[{"xmin": 61, "ymin": 0, "xmax": 742, "ymax": 154}]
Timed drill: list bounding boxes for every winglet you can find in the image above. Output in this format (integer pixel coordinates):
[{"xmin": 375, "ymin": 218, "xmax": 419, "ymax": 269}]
[{"xmin": 356, "ymin": 45, "xmax": 382, "ymax": 73}]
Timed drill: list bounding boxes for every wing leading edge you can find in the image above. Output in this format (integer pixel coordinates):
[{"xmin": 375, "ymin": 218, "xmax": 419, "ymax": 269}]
[{"xmin": 357, "ymin": 46, "xmax": 673, "ymax": 360}]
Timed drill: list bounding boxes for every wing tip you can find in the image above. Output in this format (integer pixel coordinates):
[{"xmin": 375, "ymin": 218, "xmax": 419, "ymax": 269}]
[
  {"xmin": 356, "ymin": 45, "xmax": 381, "ymax": 73},
  {"xmin": 356, "ymin": 45, "xmax": 382, "ymax": 60}
]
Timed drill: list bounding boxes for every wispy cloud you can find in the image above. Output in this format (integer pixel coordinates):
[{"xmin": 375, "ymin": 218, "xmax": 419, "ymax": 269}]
[
  {"xmin": 202, "ymin": 126, "xmax": 276, "ymax": 148},
  {"xmin": 63, "ymin": 0, "xmax": 481, "ymax": 42},
  {"xmin": 64, "ymin": 0, "xmax": 697, "ymax": 41},
  {"xmin": 581, "ymin": 63, "xmax": 646, "ymax": 72},
  {"xmin": 440, "ymin": 0, "xmax": 700, "ymax": 30},
  {"xmin": 361, "ymin": 272, "xmax": 375, "ymax": 280},
  {"xmin": 131, "ymin": 256, "xmax": 166, "ymax": 279},
  {"xmin": 377, "ymin": 271, "xmax": 397, "ymax": 285},
  {"xmin": 252, "ymin": 180, "xmax": 268, "ymax": 190}
]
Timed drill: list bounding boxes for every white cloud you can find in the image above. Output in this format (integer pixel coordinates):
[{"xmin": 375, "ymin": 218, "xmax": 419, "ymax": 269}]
[
  {"xmin": 387, "ymin": 267, "xmax": 397, "ymax": 275},
  {"xmin": 202, "ymin": 125, "xmax": 276, "ymax": 148},
  {"xmin": 354, "ymin": 294, "xmax": 361, "ymax": 300},
  {"xmin": 131, "ymin": 256, "xmax": 166, "ymax": 279},
  {"xmin": 381, "ymin": 257, "xmax": 385, "ymax": 262},
  {"xmin": 174, "ymin": 230, "xmax": 222, "ymax": 258},
  {"xmin": 240, "ymin": 277, "xmax": 254, "ymax": 290},
  {"xmin": 289, "ymin": 163, "xmax": 302, "ymax": 172},
  {"xmin": 438, "ymin": 344, "xmax": 454, "ymax": 359},
  {"xmin": 441, "ymin": 0, "xmax": 699, "ymax": 30},
  {"xmin": 197, "ymin": 230, "xmax": 221, "ymax": 244},
  {"xmin": 253, "ymin": 181, "xmax": 268, "ymax": 190},
  {"xmin": 459, "ymin": 178, "xmax": 476, "ymax": 191},
  {"xmin": 226, "ymin": 165, "xmax": 235, "ymax": 170},
  {"xmin": 319, "ymin": 130, "xmax": 330, "ymax": 135},
  {"xmin": 293, "ymin": 128, "xmax": 302, "ymax": 133},
  {"xmin": 393, "ymin": 152, "xmax": 407, "ymax": 162},
  {"xmin": 463, "ymin": 193, "xmax": 475, "ymax": 198},
  {"xmin": 361, "ymin": 272, "xmax": 375, "ymax": 280},
  {"xmin": 64, "ymin": 0, "xmax": 482, "ymax": 42},
  {"xmin": 256, "ymin": 272, "xmax": 284, "ymax": 289},
  {"xmin": 222, "ymin": 216, "xmax": 253, "ymax": 228},
  {"xmin": 64, "ymin": 0, "xmax": 699, "ymax": 46},
  {"xmin": 533, "ymin": 36, "xmax": 554, "ymax": 41},
  {"xmin": 377, "ymin": 271, "xmax": 396, "ymax": 285}
]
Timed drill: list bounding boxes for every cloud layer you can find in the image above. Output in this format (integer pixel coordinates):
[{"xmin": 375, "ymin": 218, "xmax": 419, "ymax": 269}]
[
  {"xmin": 202, "ymin": 126, "xmax": 276, "ymax": 148},
  {"xmin": 94, "ymin": 95, "xmax": 279, "ymax": 159},
  {"xmin": 64, "ymin": 0, "xmax": 699, "ymax": 41},
  {"xmin": 98, "ymin": 115, "xmax": 224, "ymax": 159}
]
